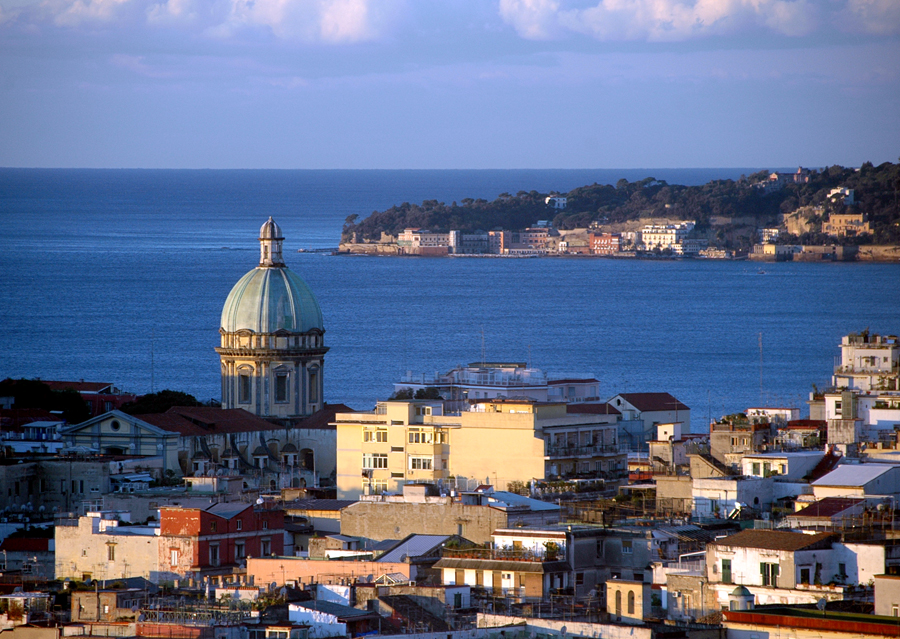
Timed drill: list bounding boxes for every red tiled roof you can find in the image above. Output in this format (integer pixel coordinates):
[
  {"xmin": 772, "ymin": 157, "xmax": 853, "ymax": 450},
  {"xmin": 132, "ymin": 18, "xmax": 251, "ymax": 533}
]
[
  {"xmin": 0, "ymin": 408, "xmax": 59, "ymax": 430},
  {"xmin": 43, "ymin": 381, "xmax": 112, "ymax": 393},
  {"xmin": 0, "ymin": 538, "xmax": 50, "ymax": 552},
  {"xmin": 140, "ymin": 404, "xmax": 352, "ymax": 436},
  {"xmin": 617, "ymin": 392, "xmax": 689, "ymax": 412},
  {"xmin": 713, "ymin": 530, "xmax": 835, "ymax": 552},
  {"xmin": 782, "ymin": 419, "xmax": 827, "ymax": 430},
  {"xmin": 566, "ymin": 403, "xmax": 621, "ymax": 415},
  {"xmin": 792, "ymin": 497, "xmax": 865, "ymax": 519}
]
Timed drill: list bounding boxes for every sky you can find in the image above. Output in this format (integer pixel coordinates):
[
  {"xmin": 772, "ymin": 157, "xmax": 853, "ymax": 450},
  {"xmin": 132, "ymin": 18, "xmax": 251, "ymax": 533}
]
[{"xmin": 0, "ymin": 0, "xmax": 898, "ymax": 169}]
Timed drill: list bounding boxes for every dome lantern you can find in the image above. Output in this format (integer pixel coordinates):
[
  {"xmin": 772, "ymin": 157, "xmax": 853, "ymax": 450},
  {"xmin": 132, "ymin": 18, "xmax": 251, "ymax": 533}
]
[{"xmin": 259, "ymin": 216, "xmax": 285, "ymax": 267}]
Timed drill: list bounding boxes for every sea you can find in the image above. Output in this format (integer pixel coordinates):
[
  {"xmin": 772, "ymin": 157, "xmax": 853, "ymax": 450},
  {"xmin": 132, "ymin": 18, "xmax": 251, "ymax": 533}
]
[{"xmin": 1, "ymin": 168, "xmax": 897, "ymax": 433}]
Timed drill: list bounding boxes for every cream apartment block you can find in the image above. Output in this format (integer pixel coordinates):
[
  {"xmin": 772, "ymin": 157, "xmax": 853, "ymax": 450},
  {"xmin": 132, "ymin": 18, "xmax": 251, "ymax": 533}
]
[{"xmin": 334, "ymin": 399, "xmax": 625, "ymax": 499}]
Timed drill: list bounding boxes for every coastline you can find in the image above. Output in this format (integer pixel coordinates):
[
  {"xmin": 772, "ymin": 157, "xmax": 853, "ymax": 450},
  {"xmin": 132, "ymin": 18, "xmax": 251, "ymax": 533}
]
[{"xmin": 334, "ymin": 243, "xmax": 900, "ymax": 263}]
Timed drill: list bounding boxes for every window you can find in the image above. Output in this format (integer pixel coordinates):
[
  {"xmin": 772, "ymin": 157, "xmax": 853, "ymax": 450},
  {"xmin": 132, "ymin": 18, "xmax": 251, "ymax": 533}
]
[
  {"xmin": 364, "ymin": 429, "xmax": 388, "ymax": 443},
  {"xmin": 275, "ymin": 373, "xmax": 288, "ymax": 403},
  {"xmin": 210, "ymin": 521, "xmax": 217, "ymax": 533},
  {"xmin": 365, "ymin": 479, "xmax": 388, "ymax": 494},
  {"xmin": 236, "ymin": 519, "xmax": 243, "ymax": 530},
  {"xmin": 761, "ymin": 562, "xmax": 779, "ymax": 587},
  {"xmin": 235, "ymin": 541, "xmax": 245, "ymax": 561},
  {"xmin": 893, "ymin": 605, "xmax": 899, "ymax": 617},
  {"xmin": 627, "ymin": 590, "xmax": 635, "ymax": 614},
  {"xmin": 838, "ymin": 563, "xmax": 847, "ymax": 579},
  {"xmin": 800, "ymin": 567, "xmax": 810, "ymax": 584},
  {"xmin": 170, "ymin": 549, "xmax": 179, "ymax": 566},
  {"xmin": 107, "ymin": 544, "xmax": 115, "ymax": 561},
  {"xmin": 408, "ymin": 430, "xmax": 433, "ymax": 444},
  {"xmin": 622, "ymin": 540, "xmax": 633, "ymax": 554},
  {"xmin": 722, "ymin": 559, "xmax": 732, "ymax": 584},
  {"xmin": 410, "ymin": 457, "xmax": 433, "ymax": 470},
  {"xmin": 752, "ymin": 463, "xmax": 760, "ymax": 475},
  {"xmin": 239, "ymin": 374, "xmax": 251, "ymax": 404},
  {"xmin": 363, "ymin": 453, "xmax": 388, "ymax": 469},
  {"xmin": 261, "ymin": 538, "xmax": 271, "ymax": 556},
  {"xmin": 262, "ymin": 520, "xmax": 269, "ymax": 530},
  {"xmin": 209, "ymin": 544, "xmax": 220, "ymax": 566},
  {"xmin": 309, "ymin": 370, "xmax": 319, "ymax": 403}
]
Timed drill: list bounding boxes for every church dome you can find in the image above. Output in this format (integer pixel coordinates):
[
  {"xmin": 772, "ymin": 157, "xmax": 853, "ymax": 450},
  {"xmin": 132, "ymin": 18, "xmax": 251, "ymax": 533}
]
[
  {"xmin": 221, "ymin": 266, "xmax": 323, "ymax": 334},
  {"xmin": 220, "ymin": 217, "xmax": 324, "ymax": 334}
]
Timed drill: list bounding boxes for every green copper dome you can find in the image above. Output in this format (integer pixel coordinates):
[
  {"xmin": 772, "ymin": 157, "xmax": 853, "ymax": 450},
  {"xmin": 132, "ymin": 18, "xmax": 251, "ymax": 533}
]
[{"xmin": 220, "ymin": 218, "xmax": 324, "ymax": 334}]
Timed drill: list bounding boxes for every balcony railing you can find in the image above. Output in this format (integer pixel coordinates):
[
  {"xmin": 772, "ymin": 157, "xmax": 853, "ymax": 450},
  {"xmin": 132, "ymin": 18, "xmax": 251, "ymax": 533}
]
[
  {"xmin": 546, "ymin": 444, "xmax": 620, "ymax": 457},
  {"xmin": 442, "ymin": 547, "xmax": 564, "ymax": 563}
]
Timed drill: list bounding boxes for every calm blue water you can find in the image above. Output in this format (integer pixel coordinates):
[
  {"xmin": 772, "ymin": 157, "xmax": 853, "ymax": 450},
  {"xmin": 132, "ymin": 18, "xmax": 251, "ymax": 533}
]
[{"xmin": 1, "ymin": 169, "xmax": 897, "ymax": 432}]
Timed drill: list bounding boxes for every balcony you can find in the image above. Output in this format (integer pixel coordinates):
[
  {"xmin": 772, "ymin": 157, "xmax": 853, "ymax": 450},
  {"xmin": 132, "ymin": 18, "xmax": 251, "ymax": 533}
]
[
  {"xmin": 441, "ymin": 547, "xmax": 563, "ymax": 563},
  {"xmin": 545, "ymin": 444, "xmax": 620, "ymax": 458}
]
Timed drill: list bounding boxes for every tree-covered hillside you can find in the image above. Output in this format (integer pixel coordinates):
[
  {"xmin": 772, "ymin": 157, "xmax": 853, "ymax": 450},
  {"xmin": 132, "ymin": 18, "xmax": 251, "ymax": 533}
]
[{"xmin": 342, "ymin": 161, "xmax": 900, "ymax": 246}]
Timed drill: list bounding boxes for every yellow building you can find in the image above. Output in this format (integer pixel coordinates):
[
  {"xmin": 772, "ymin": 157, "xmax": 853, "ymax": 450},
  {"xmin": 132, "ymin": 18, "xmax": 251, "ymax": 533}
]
[
  {"xmin": 334, "ymin": 398, "xmax": 624, "ymax": 499},
  {"xmin": 823, "ymin": 212, "xmax": 871, "ymax": 237}
]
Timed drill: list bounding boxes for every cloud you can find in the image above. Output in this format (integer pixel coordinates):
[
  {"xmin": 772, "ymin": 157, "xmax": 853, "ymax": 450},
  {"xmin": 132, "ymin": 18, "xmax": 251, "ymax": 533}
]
[
  {"xmin": 12, "ymin": 0, "xmax": 403, "ymax": 42},
  {"xmin": 498, "ymin": 0, "xmax": 561, "ymax": 39},
  {"xmin": 839, "ymin": 0, "xmax": 900, "ymax": 35},
  {"xmin": 497, "ymin": 0, "xmax": 892, "ymax": 41},
  {"xmin": 51, "ymin": 0, "xmax": 132, "ymax": 26}
]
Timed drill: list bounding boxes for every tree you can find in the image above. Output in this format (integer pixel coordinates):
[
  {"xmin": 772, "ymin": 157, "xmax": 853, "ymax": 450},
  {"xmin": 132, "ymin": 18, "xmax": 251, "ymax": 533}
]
[
  {"xmin": 0, "ymin": 378, "xmax": 90, "ymax": 424},
  {"xmin": 120, "ymin": 390, "xmax": 201, "ymax": 415}
]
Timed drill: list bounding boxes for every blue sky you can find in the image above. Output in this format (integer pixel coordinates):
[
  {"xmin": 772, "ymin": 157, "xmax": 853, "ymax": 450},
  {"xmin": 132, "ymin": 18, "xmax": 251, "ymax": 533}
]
[{"xmin": 1, "ymin": 0, "xmax": 898, "ymax": 169}]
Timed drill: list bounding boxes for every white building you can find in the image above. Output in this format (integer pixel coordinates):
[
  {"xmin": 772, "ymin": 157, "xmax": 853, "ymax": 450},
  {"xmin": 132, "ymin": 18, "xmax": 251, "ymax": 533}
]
[
  {"xmin": 811, "ymin": 463, "xmax": 900, "ymax": 501},
  {"xmin": 823, "ymin": 390, "xmax": 900, "ymax": 437},
  {"xmin": 833, "ymin": 331, "xmax": 900, "ymax": 392},
  {"xmin": 746, "ymin": 407, "xmax": 800, "ymax": 425},
  {"xmin": 692, "ymin": 476, "xmax": 774, "ymax": 518},
  {"xmin": 545, "ymin": 196, "xmax": 567, "ymax": 209},
  {"xmin": 706, "ymin": 529, "xmax": 880, "ymax": 608},
  {"xmin": 640, "ymin": 222, "xmax": 695, "ymax": 250},
  {"xmin": 394, "ymin": 362, "xmax": 601, "ymax": 413},
  {"xmin": 740, "ymin": 451, "xmax": 824, "ymax": 481}
]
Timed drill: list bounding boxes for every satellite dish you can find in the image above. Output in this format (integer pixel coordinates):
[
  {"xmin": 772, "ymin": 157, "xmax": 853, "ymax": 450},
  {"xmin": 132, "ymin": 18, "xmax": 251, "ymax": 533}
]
[
  {"xmin": 256, "ymin": 498, "xmax": 264, "ymax": 505},
  {"xmin": 560, "ymin": 626, "xmax": 567, "ymax": 637},
  {"xmin": 399, "ymin": 554, "xmax": 408, "ymax": 562},
  {"xmin": 816, "ymin": 598, "xmax": 827, "ymax": 611}
]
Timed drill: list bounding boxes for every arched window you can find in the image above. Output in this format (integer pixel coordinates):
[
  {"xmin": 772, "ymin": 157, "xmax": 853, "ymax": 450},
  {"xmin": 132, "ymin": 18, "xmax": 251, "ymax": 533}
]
[
  {"xmin": 615, "ymin": 590, "xmax": 621, "ymax": 615},
  {"xmin": 300, "ymin": 448, "xmax": 314, "ymax": 470},
  {"xmin": 627, "ymin": 590, "xmax": 635, "ymax": 615}
]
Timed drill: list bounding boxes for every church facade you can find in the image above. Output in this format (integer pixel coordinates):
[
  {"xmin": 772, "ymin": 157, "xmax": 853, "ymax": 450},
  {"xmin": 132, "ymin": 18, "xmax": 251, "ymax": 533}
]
[{"xmin": 216, "ymin": 217, "xmax": 328, "ymax": 419}]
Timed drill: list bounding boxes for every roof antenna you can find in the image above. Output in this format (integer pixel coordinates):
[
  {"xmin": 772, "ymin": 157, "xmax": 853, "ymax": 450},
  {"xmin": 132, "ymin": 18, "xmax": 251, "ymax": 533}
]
[
  {"xmin": 481, "ymin": 326, "xmax": 486, "ymax": 368},
  {"xmin": 150, "ymin": 329, "xmax": 155, "ymax": 394},
  {"xmin": 759, "ymin": 332, "xmax": 764, "ymax": 406}
]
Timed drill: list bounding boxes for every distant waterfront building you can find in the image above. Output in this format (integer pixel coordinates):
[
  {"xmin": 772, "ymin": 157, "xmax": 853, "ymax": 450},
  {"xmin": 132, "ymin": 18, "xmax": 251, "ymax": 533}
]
[
  {"xmin": 545, "ymin": 196, "xmax": 567, "ymax": 209},
  {"xmin": 639, "ymin": 222, "xmax": 694, "ymax": 250},
  {"xmin": 823, "ymin": 212, "xmax": 871, "ymax": 237},
  {"xmin": 828, "ymin": 187, "xmax": 855, "ymax": 206},
  {"xmin": 759, "ymin": 228, "xmax": 780, "ymax": 243},
  {"xmin": 448, "ymin": 230, "xmax": 489, "ymax": 254},
  {"xmin": 589, "ymin": 232, "xmax": 622, "ymax": 255},
  {"xmin": 217, "ymin": 218, "xmax": 327, "ymax": 419},
  {"xmin": 397, "ymin": 228, "xmax": 451, "ymax": 255}
]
